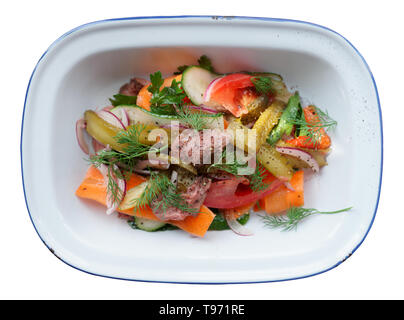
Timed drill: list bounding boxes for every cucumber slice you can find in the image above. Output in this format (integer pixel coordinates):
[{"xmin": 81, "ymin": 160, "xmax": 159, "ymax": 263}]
[
  {"xmin": 110, "ymin": 105, "xmax": 180, "ymax": 127},
  {"xmin": 134, "ymin": 217, "xmax": 166, "ymax": 231},
  {"xmin": 110, "ymin": 105, "xmax": 224, "ymax": 130},
  {"xmin": 181, "ymin": 66, "xmax": 217, "ymax": 105}
]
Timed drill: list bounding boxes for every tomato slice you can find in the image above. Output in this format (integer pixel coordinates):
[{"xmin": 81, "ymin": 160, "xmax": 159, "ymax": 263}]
[
  {"xmin": 204, "ymin": 73, "xmax": 254, "ymax": 117},
  {"xmin": 204, "ymin": 170, "xmax": 284, "ymax": 209}
]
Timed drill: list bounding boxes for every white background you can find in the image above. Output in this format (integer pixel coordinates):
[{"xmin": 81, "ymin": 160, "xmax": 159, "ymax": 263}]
[{"xmin": 1, "ymin": 0, "xmax": 402, "ymax": 299}]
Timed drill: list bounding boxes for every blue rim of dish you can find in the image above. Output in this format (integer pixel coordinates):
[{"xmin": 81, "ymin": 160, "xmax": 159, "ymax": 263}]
[{"xmin": 20, "ymin": 15, "xmax": 383, "ymax": 284}]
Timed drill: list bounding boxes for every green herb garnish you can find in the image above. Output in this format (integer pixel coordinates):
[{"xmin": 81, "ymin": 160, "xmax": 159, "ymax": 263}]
[
  {"xmin": 148, "ymin": 72, "xmax": 186, "ymax": 113},
  {"xmin": 116, "ymin": 124, "xmax": 166, "ymax": 157},
  {"xmin": 208, "ymin": 213, "xmax": 250, "ymax": 231},
  {"xmin": 147, "ymin": 71, "xmax": 214, "ymax": 130},
  {"xmin": 176, "ymin": 106, "xmax": 212, "ymax": 131},
  {"xmin": 132, "ymin": 171, "xmax": 199, "ymax": 216},
  {"xmin": 207, "ymin": 152, "xmax": 268, "ymax": 192},
  {"xmin": 248, "ymin": 163, "xmax": 268, "ymax": 192},
  {"xmin": 207, "ymin": 151, "xmax": 249, "ymax": 176},
  {"xmin": 291, "ymin": 106, "xmax": 337, "ymax": 146},
  {"xmin": 197, "ymin": 55, "xmax": 215, "ymax": 73},
  {"xmin": 90, "ymin": 125, "xmax": 166, "ymax": 166},
  {"xmin": 148, "ymin": 71, "xmax": 164, "ymax": 95},
  {"xmin": 89, "ymin": 124, "xmax": 168, "ymax": 204},
  {"xmin": 105, "ymin": 165, "xmax": 126, "ymax": 205},
  {"xmin": 174, "ymin": 55, "xmax": 216, "ymax": 75},
  {"xmin": 251, "ymin": 76, "xmax": 274, "ymax": 95},
  {"xmin": 260, "ymin": 207, "xmax": 352, "ymax": 231},
  {"xmin": 109, "ymin": 94, "xmax": 137, "ymax": 106}
]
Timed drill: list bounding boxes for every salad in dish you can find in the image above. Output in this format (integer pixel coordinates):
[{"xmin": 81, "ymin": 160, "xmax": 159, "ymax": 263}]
[{"xmin": 75, "ymin": 55, "xmax": 351, "ymax": 237}]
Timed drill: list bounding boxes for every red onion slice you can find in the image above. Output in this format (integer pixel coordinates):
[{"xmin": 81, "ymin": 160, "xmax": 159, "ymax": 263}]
[
  {"xmin": 102, "ymin": 105, "xmax": 114, "ymax": 112},
  {"xmin": 225, "ymin": 214, "xmax": 254, "ymax": 236},
  {"xmin": 91, "ymin": 138, "xmax": 105, "ymax": 154},
  {"xmin": 97, "ymin": 110, "xmax": 126, "ymax": 129},
  {"xmin": 203, "ymin": 77, "xmax": 222, "ymax": 103},
  {"xmin": 76, "ymin": 118, "xmax": 89, "ymax": 154},
  {"xmin": 276, "ymin": 146, "xmax": 320, "ymax": 173},
  {"xmin": 120, "ymin": 108, "xmax": 129, "ymax": 127},
  {"xmin": 188, "ymin": 104, "xmax": 219, "ymax": 114},
  {"xmin": 98, "ymin": 164, "xmax": 127, "ymax": 215},
  {"xmin": 283, "ymin": 181, "xmax": 296, "ymax": 192}
]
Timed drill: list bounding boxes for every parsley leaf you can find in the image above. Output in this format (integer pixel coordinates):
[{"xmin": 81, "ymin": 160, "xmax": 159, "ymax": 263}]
[
  {"xmin": 174, "ymin": 65, "xmax": 189, "ymax": 75},
  {"xmin": 147, "ymin": 72, "xmax": 186, "ymax": 114},
  {"xmin": 174, "ymin": 55, "xmax": 215, "ymax": 74},
  {"xmin": 151, "ymin": 79, "xmax": 186, "ymax": 107},
  {"xmin": 109, "ymin": 94, "xmax": 137, "ymax": 106},
  {"xmin": 146, "ymin": 71, "xmax": 216, "ymax": 130},
  {"xmin": 147, "ymin": 71, "xmax": 164, "ymax": 95},
  {"xmin": 197, "ymin": 55, "xmax": 215, "ymax": 73}
]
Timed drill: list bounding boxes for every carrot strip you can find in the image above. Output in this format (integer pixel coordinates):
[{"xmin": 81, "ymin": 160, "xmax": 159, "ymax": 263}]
[
  {"xmin": 262, "ymin": 170, "xmax": 304, "ymax": 214},
  {"xmin": 223, "ymin": 118, "xmax": 229, "ymax": 130},
  {"xmin": 172, "ymin": 205, "xmax": 216, "ymax": 238},
  {"xmin": 75, "ymin": 165, "xmax": 146, "ymax": 206},
  {"xmin": 76, "ymin": 166, "xmax": 215, "ymax": 237},
  {"xmin": 253, "ymin": 199, "xmax": 265, "ymax": 212}
]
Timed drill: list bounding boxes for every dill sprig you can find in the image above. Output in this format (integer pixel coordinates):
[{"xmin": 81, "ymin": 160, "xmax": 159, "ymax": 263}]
[
  {"xmin": 251, "ymin": 76, "xmax": 274, "ymax": 95},
  {"xmin": 115, "ymin": 124, "xmax": 166, "ymax": 156},
  {"xmin": 249, "ymin": 163, "xmax": 268, "ymax": 192},
  {"xmin": 291, "ymin": 106, "xmax": 337, "ymax": 146},
  {"xmin": 105, "ymin": 165, "xmax": 126, "ymax": 205},
  {"xmin": 131, "ymin": 171, "xmax": 163, "ymax": 212},
  {"xmin": 89, "ymin": 149, "xmax": 141, "ymax": 187},
  {"xmin": 87, "ymin": 161, "xmax": 127, "ymax": 205},
  {"xmin": 89, "ymin": 158, "xmax": 131, "ymax": 206},
  {"xmin": 132, "ymin": 171, "xmax": 199, "ymax": 216},
  {"xmin": 89, "ymin": 125, "xmax": 168, "ymax": 204},
  {"xmin": 89, "ymin": 125, "xmax": 166, "ymax": 170},
  {"xmin": 207, "ymin": 152, "xmax": 268, "ymax": 192},
  {"xmin": 207, "ymin": 151, "xmax": 248, "ymax": 176},
  {"xmin": 176, "ymin": 104, "xmax": 212, "ymax": 131},
  {"xmin": 260, "ymin": 206, "xmax": 352, "ymax": 231}
]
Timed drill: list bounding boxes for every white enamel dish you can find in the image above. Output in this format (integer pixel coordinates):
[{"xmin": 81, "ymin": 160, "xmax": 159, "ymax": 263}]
[{"xmin": 21, "ymin": 16, "xmax": 382, "ymax": 283}]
